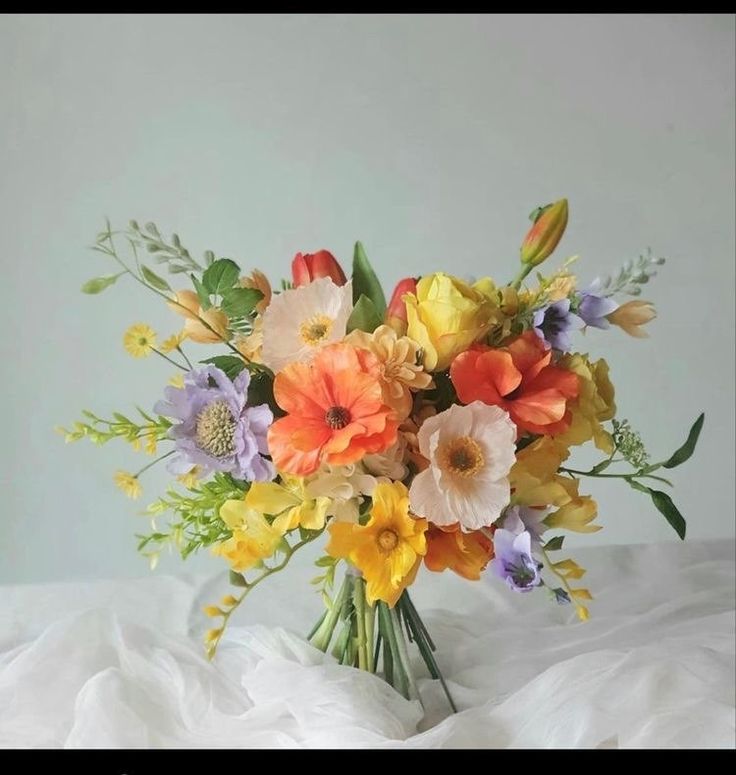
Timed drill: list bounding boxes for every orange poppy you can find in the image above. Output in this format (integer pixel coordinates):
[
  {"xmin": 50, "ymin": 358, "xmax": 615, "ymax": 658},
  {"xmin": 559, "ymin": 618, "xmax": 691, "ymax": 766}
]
[
  {"xmin": 267, "ymin": 343, "xmax": 399, "ymax": 476},
  {"xmin": 424, "ymin": 523, "xmax": 494, "ymax": 581},
  {"xmin": 450, "ymin": 330, "xmax": 579, "ymax": 436}
]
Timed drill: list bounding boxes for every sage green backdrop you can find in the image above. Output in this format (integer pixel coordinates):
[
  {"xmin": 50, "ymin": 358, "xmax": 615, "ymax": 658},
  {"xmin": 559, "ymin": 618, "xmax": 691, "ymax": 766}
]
[{"xmin": 1, "ymin": 14, "xmax": 733, "ymax": 583}]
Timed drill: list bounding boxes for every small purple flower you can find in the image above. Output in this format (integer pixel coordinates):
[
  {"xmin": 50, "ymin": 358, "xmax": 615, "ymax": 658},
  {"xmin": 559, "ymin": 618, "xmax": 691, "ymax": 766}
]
[
  {"xmin": 532, "ymin": 299, "xmax": 583, "ymax": 352},
  {"xmin": 154, "ymin": 366, "xmax": 275, "ymax": 482},
  {"xmin": 490, "ymin": 529, "xmax": 542, "ymax": 593},
  {"xmin": 576, "ymin": 290, "xmax": 619, "ymax": 330},
  {"xmin": 502, "ymin": 505, "xmax": 549, "ymax": 546}
]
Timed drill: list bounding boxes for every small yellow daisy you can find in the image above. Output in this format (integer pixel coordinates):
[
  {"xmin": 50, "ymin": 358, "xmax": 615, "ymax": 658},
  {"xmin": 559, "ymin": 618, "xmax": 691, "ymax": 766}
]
[
  {"xmin": 177, "ymin": 465, "xmax": 202, "ymax": 489},
  {"xmin": 144, "ymin": 432, "xmax": 158, "ymax": 456},
  {"xmin": 123, "ymin": 324, "xmax": 157, "ymax": 358},
  {"xmin": 114, "ymin": 470, "xmax": 142, "ymax": 499},
  {"xmin": 159, "ymin": 330, "xmax": 187, "ymax": 354}
]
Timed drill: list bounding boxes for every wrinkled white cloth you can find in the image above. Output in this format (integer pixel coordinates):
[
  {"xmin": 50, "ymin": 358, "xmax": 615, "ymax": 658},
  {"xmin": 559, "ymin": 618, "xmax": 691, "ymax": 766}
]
[{"xmin": 0, "ymin": 540, "xmax": 733, "ymax": 748}]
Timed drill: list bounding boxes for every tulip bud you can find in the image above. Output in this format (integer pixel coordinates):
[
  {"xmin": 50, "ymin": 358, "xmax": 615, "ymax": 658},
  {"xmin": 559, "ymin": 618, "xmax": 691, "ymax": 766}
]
[
  {"xmin": 520, "ymin": 198, "xmax": 568, "ymax": 267},
  {"xmin": 385, "ymin": 276, "xmax": 417, "ymax": 336},
  {"xmin": 291, "ymin": 250, "xmax": 347, "ymax": 287}
]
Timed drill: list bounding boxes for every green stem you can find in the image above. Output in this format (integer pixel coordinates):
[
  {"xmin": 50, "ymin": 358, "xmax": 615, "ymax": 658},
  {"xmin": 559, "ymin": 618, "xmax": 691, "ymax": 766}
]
[
  {"xmin": 310, "ymin": 574, "xmax": 351, "ymax": 652},
  {"xmin": 176, "ymin": 346, "xmax": 194, "ymax": 369},
  {"xmin": 152, "ymin": 348, "xmax": 188, "ymax": 371},
  {"xmin": 134, "ymin": 449, "xmax": 175, "ymax": 478},
  {"xmin": 389, "ymin": 605, "xmax": 419, "ymax": 700},
  {"xmin": 353, "ymin": 577, "xmax": 369, "ymax": 671},
  {"xmin": 511, "ymin": 263, "xmax": 534, "ymax": 289}
]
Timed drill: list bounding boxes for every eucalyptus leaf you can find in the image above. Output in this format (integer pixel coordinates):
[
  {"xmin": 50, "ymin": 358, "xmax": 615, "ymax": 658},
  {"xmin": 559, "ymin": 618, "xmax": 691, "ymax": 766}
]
[
  {"xmin": 141, "ymin": 265, "xmax": 172, "ymax": 291},
  {"xmin": 202, "ymin": 258, "xmax": 240, "ymax": 295},
  {"xmin": 352, "ymin": 242, "xmax": 386, "ymax": 314},
  {"xmin": 81, "ymin": 274, "xmax": 121, "ymax": 294},
  {"xmin": 662, "ymin": 413, "xmax": 705, "ymax": 469},
  {"xmin": 346, "ymin": 294, "xmax": 382, "ymax": 333}
]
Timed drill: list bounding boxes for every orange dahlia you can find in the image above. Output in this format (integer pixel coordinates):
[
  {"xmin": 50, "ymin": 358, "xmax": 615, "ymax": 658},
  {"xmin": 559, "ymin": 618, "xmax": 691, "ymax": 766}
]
[
  {"xmin": 450, "ymin": 330, "xmax": 579, "ymax": 436},
  {"xmin": 267, "ymin": 343, "xmax": 399, "ymax": 476}
]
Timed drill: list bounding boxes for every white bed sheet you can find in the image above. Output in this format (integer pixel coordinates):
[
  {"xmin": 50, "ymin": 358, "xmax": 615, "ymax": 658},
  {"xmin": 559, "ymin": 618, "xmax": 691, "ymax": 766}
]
[{"xmin": 0, "ymin": 539, "xmax": 733, "ymax": 748}]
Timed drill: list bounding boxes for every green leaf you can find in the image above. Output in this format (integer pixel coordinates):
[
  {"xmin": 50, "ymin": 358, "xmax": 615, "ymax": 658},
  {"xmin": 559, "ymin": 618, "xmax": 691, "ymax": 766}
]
[
  {"xmin": 190, "ymin": 273, "xmax": 212, "ymax": 310},
  {"xmin": 229, "ymin": 570, "xmax": 248, "ymax": 587},
  {"xmin": 141, "ymin": 265, "xmax": 172, "ymax": 291},
  {"xmin": 220, "ymin": 287, "xmax": 263, "ymax": 318},
  {"xmin": 662, "ymin": 413, "xmax": 705, "ymax": 469},
  {"xmin": 352, "ymin": 242, "xmax": 386, "ymax": 315},
  {"xmin": 202, "ymin": 258, "xmax": 240, "ymax": 295},
  {"xmin": 200, "ymin": 355, "xmax": 247, "ymax": 380},
  {"xmin": 247, "ymin": 371, "xmax": 283, "ymax": 417},
  {"xmin": 650, "ymin": 489, "xmax": 687, "ymax": 539},
  {"xmin": 81, "ymin": 274, "xmax": 121, "ymax": 294},
  {"xmin": 627, "ymin": 480, "xmax": 687, "ymax": 539},
  {"xmin": 589, "ymin": 458, "xmax": 613, "ymax": 475},
  {"xmin": 544, "ymin": 536, "xmax": 565, "ymax": 551},
  {"xmin": 346, "ymin": 294, "xmax": 382, "ymax": 333}
]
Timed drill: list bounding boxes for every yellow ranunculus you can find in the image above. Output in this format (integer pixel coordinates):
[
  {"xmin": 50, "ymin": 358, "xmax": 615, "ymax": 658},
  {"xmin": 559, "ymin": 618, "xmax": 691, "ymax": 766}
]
[
  {"xmin": 212, "ymin": 498, "xmax": 282, "ymax": 571},
  {"xmin": 554, "ymin": 354, "xmax": 616, "ymax": 453},
  {"xmin": 245, "ymin": 477, "xmax": 330, "ymax": 534},
  {"xmin": 404, "ymin": 273, "xmax": 499, "ymax": 371}
]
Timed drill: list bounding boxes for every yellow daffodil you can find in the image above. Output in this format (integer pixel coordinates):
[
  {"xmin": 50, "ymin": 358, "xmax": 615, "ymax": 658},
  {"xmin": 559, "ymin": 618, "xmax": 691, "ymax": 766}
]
[
  {"xmin": 245, "ymin": 477, "xmax": 330, "ymax": 534},
  {"xmin": 347, "ymin": 325, "xmax": 433, "ymax": 420},
  {"xmin": 327, "ymin": 481, "xmax": 427, "ymax": 606},
  {"xmin": 554, "ymin": 354, "xmax": 616, "ymax": 453},
  {"xmin": 123, "ymin": 324, "xmax": 157, "ymax": 358},
  {"xmin": 114, "ymin": 470, "xmax": 142, "ymax": 499},
  {"xmin": 159, "ymin": 330, "xmax": 187, "ymax": 354},
  {"xmin": 404, "ymin": 273, "xmax": 499, "ymax": 371},
  {"xmin": 212, "ymin": 498, "xmax": 282, "ymax": 572}
]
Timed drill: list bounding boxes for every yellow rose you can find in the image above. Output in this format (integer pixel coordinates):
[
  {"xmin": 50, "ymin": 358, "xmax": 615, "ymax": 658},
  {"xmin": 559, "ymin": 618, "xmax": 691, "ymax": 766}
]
[
  {"xmin": 404, "ymin": 273, "xmax": 497, "ymax": 371},
  {"xmin": 555, "ymin": 354, "xmax": 616, "ymax": 453}
]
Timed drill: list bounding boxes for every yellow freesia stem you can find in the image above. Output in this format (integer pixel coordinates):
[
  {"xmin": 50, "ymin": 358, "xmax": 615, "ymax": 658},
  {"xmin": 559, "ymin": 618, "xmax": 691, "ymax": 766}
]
[
  {"xmin": 207, "ymin": 533, "xmax": 320, "ymax": 659},
  {"xmin": 540, "ymin": 544, "xmax": 587, "ymax": 621},
  {"xmin": 511, "ymin": 263, "xmax": 534, "ymax": 290}
]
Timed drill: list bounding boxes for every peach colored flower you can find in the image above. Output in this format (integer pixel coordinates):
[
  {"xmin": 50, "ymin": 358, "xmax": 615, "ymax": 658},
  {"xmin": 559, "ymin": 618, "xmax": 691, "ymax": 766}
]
[
  {"xmin": 168, "ymin": 290, "xmax": 229, "ymax": 344},
  {"xmin": 607, "ymin": 300, "xmax": 656, "ymax": 338}
]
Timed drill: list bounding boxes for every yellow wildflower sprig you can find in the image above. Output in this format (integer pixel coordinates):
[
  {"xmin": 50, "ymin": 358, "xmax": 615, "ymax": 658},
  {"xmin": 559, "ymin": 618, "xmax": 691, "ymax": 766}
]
[
  {"xmin": 540, "ymin": 543, "xmax": 592, "ymax": 621},
  {"xmin": 57, "ymin": 407, "xmax": 171, "ymax": 450},
  {"xmin": 204, "ymin": 530, "xmax": 323, "ymax": 659}
]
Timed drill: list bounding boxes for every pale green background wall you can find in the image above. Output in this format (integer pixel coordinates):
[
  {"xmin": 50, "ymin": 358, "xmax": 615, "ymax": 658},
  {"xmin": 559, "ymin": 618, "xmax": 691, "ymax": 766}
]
[{"xmin": 1, "ymin": 14, "xmax": 734, "ymax": 584}]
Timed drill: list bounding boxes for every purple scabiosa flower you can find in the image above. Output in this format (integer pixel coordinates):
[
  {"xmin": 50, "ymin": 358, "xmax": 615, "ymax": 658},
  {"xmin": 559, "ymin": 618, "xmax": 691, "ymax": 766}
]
[
  {"xmin": 576, "ymin": 290, "xmax": 619, "ymax": 330},
  {"xmin": 490, "ymin": 529, "xmax": 542, "ymax": 593},
  {"xmin": 154, "ymin": 365, "xmax": 275, "ymax": 482},
  {"xmin": 532, "ymin": 299, "xmax": 583, "ymax": 352},
  {"xmin": 502, "ymin": 505, "xmax": 549, "ymax": 546}
]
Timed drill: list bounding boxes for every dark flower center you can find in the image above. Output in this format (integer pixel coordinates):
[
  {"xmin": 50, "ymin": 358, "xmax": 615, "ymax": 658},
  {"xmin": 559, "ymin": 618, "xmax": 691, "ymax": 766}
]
[{"xmin": 325, "ymin": 406, "xmax": 351, "ymax": 430}]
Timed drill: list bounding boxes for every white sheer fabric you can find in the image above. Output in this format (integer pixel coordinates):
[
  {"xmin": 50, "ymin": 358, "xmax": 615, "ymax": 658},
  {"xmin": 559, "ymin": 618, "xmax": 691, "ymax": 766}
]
[{"xmin": 0, "ymin": 540, "xmax": 733, "ymax": 748}]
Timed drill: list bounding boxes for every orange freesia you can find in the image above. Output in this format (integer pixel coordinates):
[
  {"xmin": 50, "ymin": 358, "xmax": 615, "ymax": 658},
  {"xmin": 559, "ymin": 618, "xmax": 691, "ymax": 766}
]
[
  {"xmin": 424, "ymin": 523, "xmax": 494, "ymax": 580},
  {"xmin": 168, "ymin": 290, "xmax": 229, "ymax": 344},
  {"xmin": 450, "ymin": 330, "xmax": 579, "ymax": 436},
  {"xmin": 267, "ymin": 343, "xmax": 399, "ymax": 476},
  {"xmin": 607, "ymin": 300, "xmax": 656, "ymax": 338}
]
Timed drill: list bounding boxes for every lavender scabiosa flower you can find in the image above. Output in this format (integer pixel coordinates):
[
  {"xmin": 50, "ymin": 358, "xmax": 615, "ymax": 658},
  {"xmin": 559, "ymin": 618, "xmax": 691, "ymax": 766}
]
[
  {"xmin": 154, "ymin": 365, "xmax": 275, "ymax": 482},
  {"xmin": 490, "ymin": 529, "xmax": 542, "ymax": 593},
  {"xmin": 576, "ymin": 290, "xmax": 619, "ymax": 330},
  {"xmin": 532, "ymin": 298, "xmax": 584, "ymax": 352}
]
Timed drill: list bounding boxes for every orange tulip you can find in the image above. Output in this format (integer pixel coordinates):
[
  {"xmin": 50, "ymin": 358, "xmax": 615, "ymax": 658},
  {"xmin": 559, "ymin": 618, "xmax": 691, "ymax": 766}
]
[
  {"xmin": 385, "ymin": 277, "xmax": 417, "ymax": 335},
  {"xmin": 291, "ymin": 250, "xmax": 347, "ymax": 287},
  {"xmin": 450, "ymin": 330, "xmax": 579, "ymax": 436},
  {"xmin": 607, "ymin": 300, "xmax": 656, "ymax": 338},
  {"xmin": 267, "ymin": 343, "xmax": 398, "ymax": 476},
  {"xmin": 520, "ymin": 199, "xmax": 568, "ymax": 267}
]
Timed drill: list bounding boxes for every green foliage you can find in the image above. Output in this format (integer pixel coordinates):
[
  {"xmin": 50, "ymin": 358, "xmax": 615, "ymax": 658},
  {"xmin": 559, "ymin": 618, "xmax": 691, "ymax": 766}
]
[
  {"xmin": 351, "ymin": 242, "xmax": 386, "ymax": 315},
  {"xmin": 139, "ymin": 472, "xmax": 249, "ymax": 560},
  {"xmin": 140, "ymin": 265, "xmax": 172, "ymax": 292},
  {"xmin": 126, "ymin": 220, "xmax": 205, "ymax": 274},
  {"xmin": 661, "ymin": 413, "xmax": 704, "ymax": 470},
  {"xmin": 57, "ymin": 408, "xmax": 171, "ymax": 446},
  {"xmin": 220, "ymin": 287, "xmax": 263, "ymax": 318},
  {"xmin": 247, "ymin": 370, "xmax": 283, "ymax": 417},
  {"xmin": 202, "ymin": 258, "xmax": 241, "ymax": 295},
  {"xmin": 81, "ymin": 273, "xmax": 123, "ymax": 294},
  {"xmin": 346, "ymin": 294, "xmax": 382, "ymax": 333},
  {"xmin": 544, "ymin": 536, "xmax": 565, "ymax": 551},
  {"xmin": 628, "ymin": 480, "xmax": 687, "ymax": 539},
  {"xmin": 612, "ymin": 419, "xmax": 650, "ymax": 469},
  {"xmin": 200, "ymin": 355, "xmax": 248, "ymax": 380},
  {"xmin": 592, "ymin": 248, "xmax": 666, "ymax": 298}
]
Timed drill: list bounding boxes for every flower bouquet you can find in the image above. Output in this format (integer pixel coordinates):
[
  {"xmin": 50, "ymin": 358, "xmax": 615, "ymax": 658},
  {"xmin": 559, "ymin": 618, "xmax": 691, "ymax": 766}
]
[{"xmin": 61, "ymin": 199, "xmax": 704, "ymax": 711}]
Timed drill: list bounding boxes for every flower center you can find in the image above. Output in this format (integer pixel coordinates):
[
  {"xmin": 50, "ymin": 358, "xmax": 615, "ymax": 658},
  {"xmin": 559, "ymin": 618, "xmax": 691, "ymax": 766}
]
[
  {"xmin": 195, "ymin": 400, "xmax": 236, "ymax": 458},
  {"xmin": 441, "ymin": 436, "xmax": 485, "ymax": 478},
  {"xmin": 138, "ymin": 336, "xmax": 149, "ymax": 346},
  {"xmin": 325, "ymin": 406, "xmax": 351, "ymax": 429},
  {"xmin": 377, "ymin": 529, "xmax": 399, "ymax": 552},
  {"xmin": 299, "ymin": 314, "xmax": 333, "ymax": 346}
]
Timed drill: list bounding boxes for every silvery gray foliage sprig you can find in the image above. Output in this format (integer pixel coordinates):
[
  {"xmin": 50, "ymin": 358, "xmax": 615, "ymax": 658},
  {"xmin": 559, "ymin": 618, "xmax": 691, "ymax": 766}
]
[{"xmin": 590, "ymin": 249, "xmax": 666, "ymax": 297}]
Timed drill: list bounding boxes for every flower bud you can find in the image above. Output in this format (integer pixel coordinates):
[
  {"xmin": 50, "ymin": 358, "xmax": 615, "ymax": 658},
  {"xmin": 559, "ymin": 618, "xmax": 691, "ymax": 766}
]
[
  {"xmin": 291, "ymin": 250, "xmax": 347, "ymax": 287},
  {"xmin": 385, "ymin": 277, "xmax": 417, "ymax": 335},
  {"xmin": 520, "ymin": 198, "xmax": 568, "ymax": 267},
  {"xmin": 606, "ymin": 300, "xmax": 656, "ymax": 338}
]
